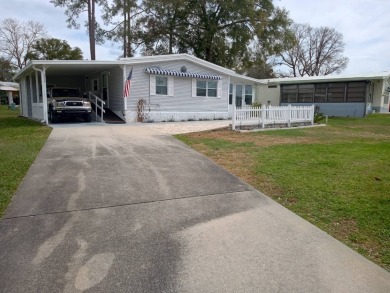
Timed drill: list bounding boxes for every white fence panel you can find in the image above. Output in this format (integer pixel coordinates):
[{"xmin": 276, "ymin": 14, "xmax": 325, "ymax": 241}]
[{"xmin": 232, "ymin": 104, "xmax": 314, "ymax": 130}]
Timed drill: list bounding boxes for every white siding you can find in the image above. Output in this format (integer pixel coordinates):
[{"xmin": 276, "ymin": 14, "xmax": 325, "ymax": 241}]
[
  {"xmin": 19, "ymin": 77, "xmax": 29, "ymax": 117},
  {"xmin": 126, "ymin": 60, "xmax": 229, "ymax": 113},
  {"xmin": 372, "ymin": 79, "xmax": 390, "ymax": 113},
  {"xmin": 32, "ymin": 104, "xmax": 44, "ymax": 120},
  {"xmin": 258, "ymin": 84, "xmax": 280, "ymax": 106},
  {"xmin": 108, "ymin": 66, "xmax": 125, "ymax": 114}
]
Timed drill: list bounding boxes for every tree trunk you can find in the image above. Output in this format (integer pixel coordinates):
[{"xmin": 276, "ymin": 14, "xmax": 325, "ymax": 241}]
[
  {"xmin": 127, "ymin": 9, "xmax": 131, "ymax": 56},
  {"xmin": 123, "ymin": 0, "xmax": 127, "ymax": 57},
  {"xmin": 88, "ymin": 0, "xmax": 96, "ymax": 60}
]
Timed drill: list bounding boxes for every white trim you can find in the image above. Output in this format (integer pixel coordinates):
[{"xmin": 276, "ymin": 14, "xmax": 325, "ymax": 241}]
[{"xmin": 122, "ymin": 53, "xmax": 235, "ymax": 76}]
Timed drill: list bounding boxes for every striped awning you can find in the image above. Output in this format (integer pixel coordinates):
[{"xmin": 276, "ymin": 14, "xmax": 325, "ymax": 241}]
[{"xmin": 145, "ymin": 67, "xmax": 222, "ymax": 80}]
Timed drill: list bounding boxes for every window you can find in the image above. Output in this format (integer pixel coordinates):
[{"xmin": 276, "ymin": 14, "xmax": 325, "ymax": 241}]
[
  {"xmin": 346, "ymin": 82, "xmax": 366, "ymax": 102},
  {"xmin": 235, "ymin": 84, "xmax": 243, "ymax": 107},
  {"xmin": 208, "ymin": 81, "xmax": 217, "ymax": 97},
  {"xmin": 196, "ymin": 80, "xmax": 217, "ymax": 97},
  {"xmin": 282, "ymin": 82, "xmax": 367, "ymax": 104},
  {"xmin": 245, "ymin": 85, "xmax": 253, "ymax": 105},
  {"xmin": 196, "ymin": 80, "xmax": 206, "ymax": 96},
  {"xmin": 328, "ymin": 83, "xmax": 346, "ymax": 102},
  {"xmin": 229, "ymin": 83, "xmax": 233, "ymax": 105},
  {"xmin": 298, "ymin": 84, "xmax": 314, "ymax": 103},
  {"xmin": 150, "ymin": 75, "xmax": 173, "ymax": 96},
  {"xmin": 156, "ymin": 76, "xmax": 168, "ymax": 95},
  {"xmin": 281, "ymin": 85, "xmax": 297, "ymax": 103},
  {"xmin": 314, "ymin": 84, "xmax": 327, "ymax": 102}
]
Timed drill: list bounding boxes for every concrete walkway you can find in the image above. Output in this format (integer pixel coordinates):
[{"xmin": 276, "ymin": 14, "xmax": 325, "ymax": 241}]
[{"xmin": 0, "ymin": 123, "xmax": 389, "ymax": 292}]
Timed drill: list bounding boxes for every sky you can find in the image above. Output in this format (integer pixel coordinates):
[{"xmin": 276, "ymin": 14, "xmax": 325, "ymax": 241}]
[{"xmin": 1, "ymin": 0, "xmax": 389, "ymax": 75}]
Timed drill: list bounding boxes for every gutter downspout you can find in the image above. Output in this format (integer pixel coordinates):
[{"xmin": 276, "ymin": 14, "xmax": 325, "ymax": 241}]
[{"xmin": 33, "ymin": 66, "xmax": 48, "ymax": 124}]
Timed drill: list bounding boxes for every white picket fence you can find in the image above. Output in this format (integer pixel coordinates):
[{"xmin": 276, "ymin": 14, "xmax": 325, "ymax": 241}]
[{"xmin": 232, "ymin": 105, "xmax": 315, "ymax": 130}]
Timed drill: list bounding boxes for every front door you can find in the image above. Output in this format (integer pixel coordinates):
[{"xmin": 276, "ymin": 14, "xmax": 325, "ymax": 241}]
[
  {"xmin": 102, "ymin": 73, "xmax": 109, "ymax": 108},
  {"xmin": 235, "ymin": 84, "xmax": 243, "ymax": 108}
]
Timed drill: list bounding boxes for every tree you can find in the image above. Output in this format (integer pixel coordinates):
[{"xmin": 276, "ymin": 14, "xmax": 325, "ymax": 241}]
[
  {"xmin": 0, "ymin": 57, "xmax": 17, "ymax": 81},
  {"xmin": 100, "ymin": 0, "xmax": 140, "ymax": 57},
  {"xmin": 50, "ymin": 0, "xmax": 106, "ymax": 60},
  {"xmin": 184, "ymin": 0, "xmax": 293, "ymax": 68},
  {"xmin": 136, "ymin": 0, "xmax": 293, "ymax": 70},
  {"xmin": 0, "ymin": 18, "xmax": 46, "ymax": 69},
  {"xmin": 27, "ymin": 38, "xmax": 83, "ymax": 60},
  {"xmin": 277, "ymin": 23, "xmax": 348, "ymax": 77},
  {"xmin": 137, "ymin": 0, "xmax": 188, "ymax": 56}
]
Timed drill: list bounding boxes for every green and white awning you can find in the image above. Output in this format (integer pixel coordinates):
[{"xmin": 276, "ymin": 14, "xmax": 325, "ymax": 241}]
[{"xmin": 145, "ymin": 67, "xmax": 221, "ymax": 80}]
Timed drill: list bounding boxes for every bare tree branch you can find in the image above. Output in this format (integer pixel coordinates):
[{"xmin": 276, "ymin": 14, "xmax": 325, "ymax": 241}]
[
  {"xmin": 0, "ymin": 18, "xmax": 46, "ymax": 69},
  {"xmin": 277, "ymin": 23, "xmax": 348, "ymax": 77}
]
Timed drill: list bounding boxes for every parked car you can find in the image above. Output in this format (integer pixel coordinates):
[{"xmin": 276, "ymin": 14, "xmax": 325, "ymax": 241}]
[{"xmin": 48, "ymin": 88, "xmax": 92, "ymax": 123}]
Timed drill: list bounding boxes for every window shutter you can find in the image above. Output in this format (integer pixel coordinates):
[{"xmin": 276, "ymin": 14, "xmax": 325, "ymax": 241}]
[
  {"xmin": 192, "ymin": 79, "xmax": 197, "ymax": 97},
  {"xmin": 150, "ymin": 75, "xmax": 156, "ymax": 95},
  {"xmin": 168, "ymin": 76, "xmax": 174, "ymax": 96},
  {"xmin": 217, "ymin": 80, "xmax": 222, "ymax": 98}
]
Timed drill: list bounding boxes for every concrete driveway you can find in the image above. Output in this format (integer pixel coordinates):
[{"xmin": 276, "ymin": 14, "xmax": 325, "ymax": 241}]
[{"xmin": 1, "ymin": 123, "xmax": 389, "ymax": 293}]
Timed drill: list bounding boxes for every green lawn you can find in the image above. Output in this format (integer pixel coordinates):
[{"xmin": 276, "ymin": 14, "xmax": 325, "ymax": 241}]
[
  {"xmin": 176, "ymin": 114, "xmax": 390, "ymax": 271},
  {"xmin": 0, "ymin": 106, "xmax": 51, "ymax": 217}
]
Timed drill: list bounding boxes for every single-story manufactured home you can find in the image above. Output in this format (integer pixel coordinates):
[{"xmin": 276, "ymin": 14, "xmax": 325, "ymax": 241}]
[
  {"xmin": 13, "ymin": 54, "xmax": 263, "ymax": 124},
  {"xmin": 259, "ymin": 72, "xmax": 390, "ymax": 117}
]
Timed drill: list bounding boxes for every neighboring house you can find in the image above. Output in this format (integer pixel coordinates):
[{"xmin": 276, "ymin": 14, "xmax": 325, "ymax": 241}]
[
  {"xmin": 0, "ymin": 81, "xmax": 19, "ymax": 105},
  {"xmin": 259, "ymin": 72, "xmax": 390, "ymax": 117},
  {"xmin": 13, "ymin": 54, "xmax": 263, "ymax": 124}
]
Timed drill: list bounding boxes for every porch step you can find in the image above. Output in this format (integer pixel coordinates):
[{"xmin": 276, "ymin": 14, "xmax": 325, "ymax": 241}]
[{"xmin": 103, "ymin": 108, "xmax": 126, "ymax": 124}]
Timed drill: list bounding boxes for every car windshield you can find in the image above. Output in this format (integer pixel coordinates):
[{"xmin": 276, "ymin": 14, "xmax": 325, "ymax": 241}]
[{"xmin": 52, "ymin": 89, "xmax": 80, "ymax": 97}]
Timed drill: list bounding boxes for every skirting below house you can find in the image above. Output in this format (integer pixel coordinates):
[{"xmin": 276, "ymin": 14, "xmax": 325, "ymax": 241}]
[
  {"xmin": 125, "ymin": 111, "xmax": 231, "ymax": 123},
  {"xmin": 371, "ymin": 106, "xmax": 389, "ymax": 113}
]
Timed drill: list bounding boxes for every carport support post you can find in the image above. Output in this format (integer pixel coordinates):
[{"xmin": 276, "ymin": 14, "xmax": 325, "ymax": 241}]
[
  {"xmin": 7, "ymin": 91, "xmax": 14, "ymax": 105},
  {"xmin": 33, "ymin": 66, "xmax": 48, "ymax": 124}
]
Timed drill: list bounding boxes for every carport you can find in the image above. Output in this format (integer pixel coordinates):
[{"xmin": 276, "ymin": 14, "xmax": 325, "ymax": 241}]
[{"xmin": 13, "ymin": 60, "xmax": 130, "ymax": 124}]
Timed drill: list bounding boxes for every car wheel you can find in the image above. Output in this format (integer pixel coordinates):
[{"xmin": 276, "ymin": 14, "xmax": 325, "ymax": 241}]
[{"xmin": 84, "ymin": 113, "xmax": 92, "ymax": 122}]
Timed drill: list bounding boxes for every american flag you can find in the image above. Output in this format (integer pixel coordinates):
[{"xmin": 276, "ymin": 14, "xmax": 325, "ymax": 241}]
[{"xmin": 123, "ymin": 68, "xmax": 133, "ymax": 98}]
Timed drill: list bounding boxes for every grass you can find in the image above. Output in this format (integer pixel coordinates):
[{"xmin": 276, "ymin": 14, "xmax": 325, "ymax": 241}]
[
  {"xmin": 176, "ymin": 114, "xmax": 390, "ymax": 271},
  {"xmin": 0, "ymin": 106, "xmax": 51, "ymax": 217}
]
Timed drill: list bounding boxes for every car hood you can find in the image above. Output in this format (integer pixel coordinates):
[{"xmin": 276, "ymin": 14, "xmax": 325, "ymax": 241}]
[{"xmin": 52, "ymin": 97, "xmax": 86, "ymax": 102}]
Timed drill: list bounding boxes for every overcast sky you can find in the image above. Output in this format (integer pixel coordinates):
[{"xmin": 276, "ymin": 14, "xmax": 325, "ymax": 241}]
[{"xmin": 1, "ymin": 0, "xmax": 389, "ymax": 75}]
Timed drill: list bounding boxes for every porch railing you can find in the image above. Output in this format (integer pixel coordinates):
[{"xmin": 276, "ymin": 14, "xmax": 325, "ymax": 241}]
[
  {"xmin": 88, "ymin": 92, "xmax": 105, "ymax": 122},
  {"xmin": 232, "ymin": 104, "xmax": 315, "ymax": 130}
]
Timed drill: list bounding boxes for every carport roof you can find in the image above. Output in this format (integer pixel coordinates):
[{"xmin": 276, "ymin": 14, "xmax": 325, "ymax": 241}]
[
  {"xmin": 261, "ymin": 71, "xmax": 390, "ymax": 85},
  {"xmin": 13, "ymin": 56, "xmax": 266, "ymax": 84},
  {"xmin": 13, "ymin": 60, "xmax": 130, "ymax": 80}
]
